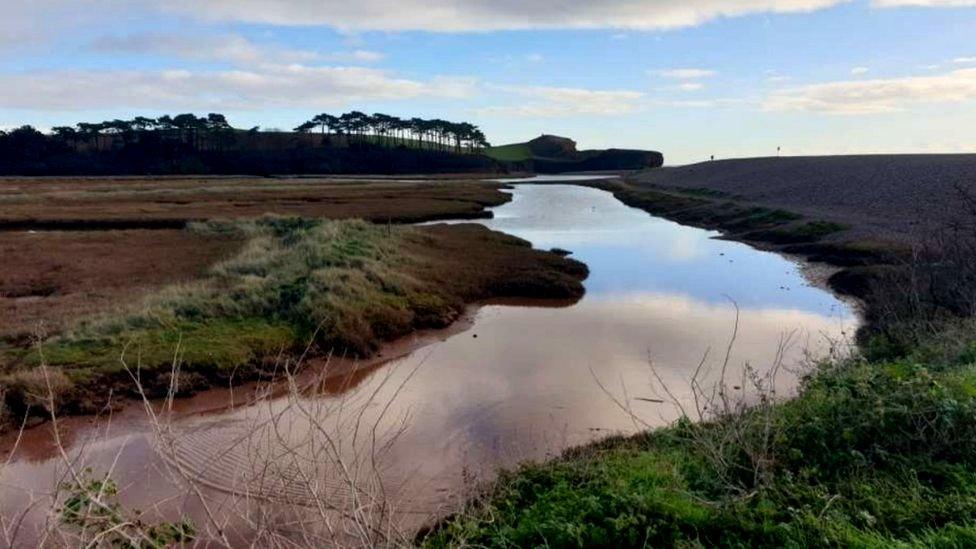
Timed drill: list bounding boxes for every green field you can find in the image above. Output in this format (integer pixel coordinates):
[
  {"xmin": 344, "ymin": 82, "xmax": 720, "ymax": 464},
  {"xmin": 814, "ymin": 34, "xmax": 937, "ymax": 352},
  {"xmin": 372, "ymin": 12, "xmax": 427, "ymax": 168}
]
[{"xmin": 485, "ymin": 143, "xmax": 534, "ymax": 162}]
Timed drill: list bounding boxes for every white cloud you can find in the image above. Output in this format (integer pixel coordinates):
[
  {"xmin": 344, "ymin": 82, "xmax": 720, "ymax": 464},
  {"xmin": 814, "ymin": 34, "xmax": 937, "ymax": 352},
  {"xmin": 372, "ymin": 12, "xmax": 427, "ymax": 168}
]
[
  {"xmin": 88, "ymin": 33, "xmax": 385, "ymax": 65},
  {"xmin": 650, "ymin": 97, "xmax": 754, "ymax": 108},
  {"xmin": 89, "ymin": 33, "xmax": 321, "ymax": 65},
  {"xmin": 159, "ymin": 0, "xmax": 852, "ymax": 31},
  {"xmin": 765, "ymin": 67, "xmax": 976, "ymax": 114},
  {"xmin": 481, "ymin": 86, "xmax": 644, "ymax": 117},
  {"xmin": 872, "ymin": 0, "xmax": 976, "ymax": 6},
  {"xmin": 655, "ymin": 68, "xmax": 717, "ymax": 79},
  {"xmin": 0, "ymin": 64, "xmax": 474, "ymax": 111},
  {"xmin": 329, "ymin": 50, "xmax": 386, "ymax": 62},
  {"xmin": 3, "ymin": 0, "xmax": 974, "ymax": 50},
  {"xmin": 851, "ymin": 66, "xmax": 870, "ymax": 75},
  {"xmin": 664, "ymin": 100, "xmax": 719, "ymax": 108},
  {"xmin": 766, "ymin": 75, "xmax": 793, "ymax": 83},
  {"xmin": 677, "ymin": 82, "xmax": 705, "ymax": 91},
  {"xmin": 953, "ymin": 56, "xmax": 976, "ymax": 64}
]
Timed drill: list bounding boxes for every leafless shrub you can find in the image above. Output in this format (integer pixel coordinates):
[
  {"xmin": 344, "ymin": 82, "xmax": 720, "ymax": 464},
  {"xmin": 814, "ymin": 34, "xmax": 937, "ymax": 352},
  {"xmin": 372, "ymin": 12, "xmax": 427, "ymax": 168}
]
[
  {"xmin": 0, "ymin": 386, "xmax": 8, "ymax": 433},
  {"xmin": 1, "ymin": 339, "xmax": 429, "ymax": 547},
  {"xmin": 867, "ymin": 183, "xmax": 976, "ymax": 354},
  {"xmin": 593, "ymin": 300, "xmax": 849, "ymax": 500},
  {"xmin": 0, "ymin": 362, "xmax": 185, "ymax": 547},
  {"xmin": 658, "ymin": 304, "xmax": 790, "ymax": 496},
  {"xmin": 2, "ymin": 366, "xmax": 74, "ymax": 419}
]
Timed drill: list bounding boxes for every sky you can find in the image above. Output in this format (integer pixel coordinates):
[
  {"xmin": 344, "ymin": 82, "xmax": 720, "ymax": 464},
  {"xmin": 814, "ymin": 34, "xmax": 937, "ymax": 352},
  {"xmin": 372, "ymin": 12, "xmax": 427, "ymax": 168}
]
[{"xmin": 1, "ymin": 0, "xmax": 975, "ymax": 165}]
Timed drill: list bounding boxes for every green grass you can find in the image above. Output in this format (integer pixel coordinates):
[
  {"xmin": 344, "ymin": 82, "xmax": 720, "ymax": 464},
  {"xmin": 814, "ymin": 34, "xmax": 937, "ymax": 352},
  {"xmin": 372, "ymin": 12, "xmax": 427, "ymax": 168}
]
[
  {"xmin": 755, "ymin": 220, "xmax": 849, "ymax": 243},
  {"xmin": 485, "ymin": 143, "xmax": 534, "ymax": 162},
  {"xmin": 33, "ymin": 318, "xmax": 295, "ymax": 377},
  {"xmin": 678, "ymin": 187, "xmax": 734, "ymax": 199},
  {"xmin": 70, "ymin": 217, "xmax": 454, "ymax": 362},
  {"xmin": 740, "ymin": 207, "xmax": 803, "ymax": 227},
  {"xmin": 423, "ymin": 330, "xmax": 976, "ymax": 548}
]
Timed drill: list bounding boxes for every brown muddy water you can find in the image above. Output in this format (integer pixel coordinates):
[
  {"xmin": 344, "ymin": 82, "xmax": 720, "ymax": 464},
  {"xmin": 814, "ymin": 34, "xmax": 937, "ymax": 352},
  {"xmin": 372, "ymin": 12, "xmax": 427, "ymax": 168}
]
[{"xmin": 0, "ymin": 181, "xmax": 857, "ymax": 544}]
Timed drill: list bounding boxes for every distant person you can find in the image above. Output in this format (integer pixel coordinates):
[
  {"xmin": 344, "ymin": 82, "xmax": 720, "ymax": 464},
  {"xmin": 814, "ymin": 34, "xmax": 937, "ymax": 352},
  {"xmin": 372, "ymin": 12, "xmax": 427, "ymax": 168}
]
[{"xmin": 710, "ymin": 155, "xmax": 714, "ymax": 161}]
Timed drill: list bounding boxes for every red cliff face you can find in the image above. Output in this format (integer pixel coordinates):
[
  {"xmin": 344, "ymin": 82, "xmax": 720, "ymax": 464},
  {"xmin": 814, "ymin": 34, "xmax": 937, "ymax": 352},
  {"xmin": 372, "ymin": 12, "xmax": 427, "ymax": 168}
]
[{"xmin": 527, "ymin": 135, "xmax": 579, "ymax": 159}]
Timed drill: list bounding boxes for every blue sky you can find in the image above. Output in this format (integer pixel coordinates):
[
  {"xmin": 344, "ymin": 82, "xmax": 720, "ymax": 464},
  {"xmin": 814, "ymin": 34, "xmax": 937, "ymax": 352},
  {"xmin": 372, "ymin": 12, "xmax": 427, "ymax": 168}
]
[{"xmin": 2, "ymin": 0, "xmax": 975, "ymax": 164}]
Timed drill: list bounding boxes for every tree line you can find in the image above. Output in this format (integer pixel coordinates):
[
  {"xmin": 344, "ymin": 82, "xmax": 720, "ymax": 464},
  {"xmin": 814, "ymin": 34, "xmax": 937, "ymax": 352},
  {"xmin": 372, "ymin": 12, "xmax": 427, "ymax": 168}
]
[
  {"xmin": 0, "ymin": 111, "xmax": 490, "ymax": 156},
  {"xmin": 46, "ymin": 113, "xmax": 237, "ymax": 151},
  {"xmin": 294, "ymin": 112, "xmax": 490, "ymax": 154},
  {"xmin": 0, "ymin": 112, "xmax": 496, "ymax": 175}
]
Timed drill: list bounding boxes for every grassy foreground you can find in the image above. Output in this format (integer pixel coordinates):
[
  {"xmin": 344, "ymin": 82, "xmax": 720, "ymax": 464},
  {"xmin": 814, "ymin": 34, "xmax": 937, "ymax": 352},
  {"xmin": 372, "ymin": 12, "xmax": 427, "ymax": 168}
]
[
  {"xmin": 423, "ymin": 326, "xmax": 976, "ymax": 547},
  {"xmin": 0, "ymin": 217, "xmax": 586, "ymax": 427}
]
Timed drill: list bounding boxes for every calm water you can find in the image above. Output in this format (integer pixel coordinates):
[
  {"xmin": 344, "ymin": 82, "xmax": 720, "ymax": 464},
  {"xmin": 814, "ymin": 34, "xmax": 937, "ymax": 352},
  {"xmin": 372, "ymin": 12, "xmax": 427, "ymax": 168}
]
[{"xmin": 0, "ymin": 182, "xmax": 856, "ymax": 539}]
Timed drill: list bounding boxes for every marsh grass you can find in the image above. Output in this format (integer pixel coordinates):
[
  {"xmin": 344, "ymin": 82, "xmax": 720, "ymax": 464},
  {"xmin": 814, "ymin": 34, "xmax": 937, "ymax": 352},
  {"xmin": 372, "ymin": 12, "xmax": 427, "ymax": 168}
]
[
  {"xmin": 589, "ymin": 180, "xmax": 845, "ymax": 245},
  {"xmin": 1, "ymin": 218, "xmax": 434, "ymax": 421},
  {"xmin": 1, "ymin": 216, "xmax": 586, "ymax": 431}
]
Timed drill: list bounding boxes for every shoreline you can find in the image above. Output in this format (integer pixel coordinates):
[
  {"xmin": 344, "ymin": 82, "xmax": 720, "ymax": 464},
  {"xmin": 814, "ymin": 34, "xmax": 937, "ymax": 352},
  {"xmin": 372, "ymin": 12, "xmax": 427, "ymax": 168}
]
[
  {"xmin": 0, "ymin": 292, "xmax": 588, "ymax": 459},
  {"xmin": 0, "ymin": 220, "xmax": 589, "ymax": 435},
  {"xmin": 1, "ymin": 172, "xmax": 873, "ymax": 440},
  {"xmin": 569, "ymin": 176, "xmax": 897, "ymax": 338},
  {"xmin": 421, "ymin": 171, "xmax": 976, "ymax": 548},
  {"xmin": 0, "ymin": 304, "xmax": 480, "ymax": 457}
]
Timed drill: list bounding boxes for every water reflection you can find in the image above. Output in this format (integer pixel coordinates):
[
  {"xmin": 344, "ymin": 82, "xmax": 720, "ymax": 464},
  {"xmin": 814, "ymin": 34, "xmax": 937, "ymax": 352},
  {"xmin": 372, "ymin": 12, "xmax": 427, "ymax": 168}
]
[
  {"xmin": 0, "ymin": 183, "xmax": 857, "ymax": 540},
  {"xmin": 184, "ymin": 184, "xmax": 857, "ymax": 505},
  {"xmin": 476, "ymin": 184, "xmax": 850, "ymax": 313}
]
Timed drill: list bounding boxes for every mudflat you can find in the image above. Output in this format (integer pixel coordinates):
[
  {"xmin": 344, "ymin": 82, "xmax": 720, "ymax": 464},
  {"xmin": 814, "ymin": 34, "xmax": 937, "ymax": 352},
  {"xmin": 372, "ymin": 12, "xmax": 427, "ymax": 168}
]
[
  {"xmin": 0, "ymin": 176, "xmax": 511, "ymax": 343},
  {"xmin": 0, "ymin": 229, "xmax": 242, "ymax": 341},
  {"xmin": 0, "ymin": 176, "xmax": 510, "ymax": 227}
]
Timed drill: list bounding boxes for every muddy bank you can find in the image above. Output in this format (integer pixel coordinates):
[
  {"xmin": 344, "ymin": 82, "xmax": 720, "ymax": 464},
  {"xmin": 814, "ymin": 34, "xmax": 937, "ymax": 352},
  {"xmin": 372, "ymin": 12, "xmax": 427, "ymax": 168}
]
[{"xmin": 0, "ymin": 221, "xmax": 587, "ymax": 433}]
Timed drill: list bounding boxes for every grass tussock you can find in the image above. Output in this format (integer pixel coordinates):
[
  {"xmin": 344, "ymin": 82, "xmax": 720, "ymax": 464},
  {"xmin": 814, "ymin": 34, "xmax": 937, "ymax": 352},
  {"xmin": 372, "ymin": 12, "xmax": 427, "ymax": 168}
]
[
  {"xmin": 0, "ymin": 217, "xmax": 586, "ymax": 427},
  {"xmin": 422, "ymin": 331, "xmax": 976, "ymax": 548}
]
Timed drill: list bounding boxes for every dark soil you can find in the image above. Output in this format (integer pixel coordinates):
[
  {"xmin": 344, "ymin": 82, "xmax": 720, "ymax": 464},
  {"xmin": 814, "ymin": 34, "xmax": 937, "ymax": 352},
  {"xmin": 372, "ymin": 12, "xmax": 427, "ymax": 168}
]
[{"xmin": 0, "ymin": 229, "xmax": 242, "ymax": 342}]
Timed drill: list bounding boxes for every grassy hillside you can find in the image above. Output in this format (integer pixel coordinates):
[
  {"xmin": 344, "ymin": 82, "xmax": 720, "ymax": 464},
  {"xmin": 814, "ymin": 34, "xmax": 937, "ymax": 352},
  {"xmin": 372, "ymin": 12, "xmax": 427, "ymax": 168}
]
[{"xmin": 485, "ymin": 143, "xmax": 534, "ymax": 162}]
